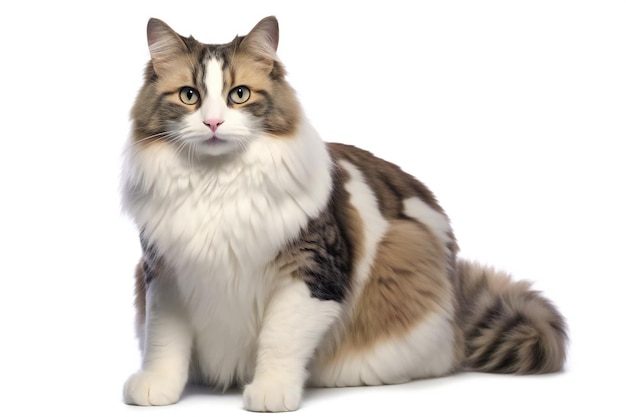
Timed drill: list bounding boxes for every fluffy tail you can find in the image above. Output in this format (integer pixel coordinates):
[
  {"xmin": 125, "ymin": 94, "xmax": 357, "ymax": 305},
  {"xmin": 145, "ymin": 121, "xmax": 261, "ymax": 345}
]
[{"xmin": 457, "ymin": 260, "xmax": 568, "ymax": 374}]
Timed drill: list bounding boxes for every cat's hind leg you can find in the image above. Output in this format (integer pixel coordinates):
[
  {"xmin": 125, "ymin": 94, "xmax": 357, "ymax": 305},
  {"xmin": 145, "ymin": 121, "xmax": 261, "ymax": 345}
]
[
  {"xmin": 309, "ymin": 309, "xmax": 459, "ymax": 387},
  {"xmin": 309, "ymin": 219, "xmax": 462, "ymax": 387}
]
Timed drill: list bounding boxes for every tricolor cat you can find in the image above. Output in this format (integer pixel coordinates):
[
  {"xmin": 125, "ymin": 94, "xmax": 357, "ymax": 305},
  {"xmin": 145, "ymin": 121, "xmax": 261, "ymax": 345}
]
[{"xmin": 121, "ymin": 16, "xmax": 567, "ymax": 412}]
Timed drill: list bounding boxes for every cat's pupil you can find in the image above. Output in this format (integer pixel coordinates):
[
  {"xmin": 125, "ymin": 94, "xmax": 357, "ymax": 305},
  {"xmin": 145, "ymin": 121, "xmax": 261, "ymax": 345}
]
[
  {"xmin": 187, "ymin": 90, "xmax": 194, "ymax": 100},
  {"xmin": 236, "ymin": 88, "xmax": 243, "ymax": 98}
]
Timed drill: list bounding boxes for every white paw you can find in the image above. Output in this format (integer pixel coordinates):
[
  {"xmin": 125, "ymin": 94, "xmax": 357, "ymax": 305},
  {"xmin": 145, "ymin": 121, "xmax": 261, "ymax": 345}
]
[
  {"xmin": 123, "ymin": 371, "xmax": 185, "ymax": 406},
  {"xmin": 243, "ymin": 379, "xmax": 303, "ymax": 412}
]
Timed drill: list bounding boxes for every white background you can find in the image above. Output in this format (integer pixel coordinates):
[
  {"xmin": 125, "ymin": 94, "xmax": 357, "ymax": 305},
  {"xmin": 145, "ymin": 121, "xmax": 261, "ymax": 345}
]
[{"xmin": 1, "ymin": 1, "xmax": 624, "ymax": 415}]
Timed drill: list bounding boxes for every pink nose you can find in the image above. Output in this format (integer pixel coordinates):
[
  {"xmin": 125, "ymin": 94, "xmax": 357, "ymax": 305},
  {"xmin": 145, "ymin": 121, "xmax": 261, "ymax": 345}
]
[{"xmin": 203, "ymin": 119, "xmax": 224, "ymax": 132}]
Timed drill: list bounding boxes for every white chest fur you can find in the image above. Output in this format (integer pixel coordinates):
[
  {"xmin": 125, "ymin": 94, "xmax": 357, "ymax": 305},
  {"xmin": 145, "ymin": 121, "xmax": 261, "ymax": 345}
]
[{"xmin": 122, "ymin": 125, "xmax": 333, "ymax": 386}]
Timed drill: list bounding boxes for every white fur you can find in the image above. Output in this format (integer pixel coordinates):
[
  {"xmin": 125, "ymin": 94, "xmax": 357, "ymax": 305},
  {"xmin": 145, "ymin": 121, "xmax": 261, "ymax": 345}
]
[
  {"xmin": 123, "ymin": 274, "xmax": 192, "ymax": 405},
  {"xmin": 403, "ymin": 196, "xmax": 453, "ymax": 250},
  {"xmin": 122, "ymin": 113, "xmax": 333, "ymax": 394},
  {"xmin": 309, "ymin": 309, "xmax": 457, "ymax": 387},
  {"xmin": 244, "ymin": 280, "xmax": 341, "ymax": 412},
  {"xmin": 336, "ymin": 161, "xmax": 389, "ymax": 299},
  {"xmin": 202, "ymin": 59, "xmax": 230, "ymax": 132},
  {"xmin": 205, "ymin": 59, "xmax": 224, "ymax": 104}
]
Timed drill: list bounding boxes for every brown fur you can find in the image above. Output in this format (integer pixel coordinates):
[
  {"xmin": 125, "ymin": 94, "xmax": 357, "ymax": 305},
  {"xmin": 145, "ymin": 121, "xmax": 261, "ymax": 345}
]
[
  {"xmin": 340, "ymin": 220, "xmax": 453, "ymax": 352},
  {"xmin": 322, "ymin": 143, "xmax": 465, "ymax": 365},
  {"xmin": 228, "ymin": 53, "xmax": 301, "ymax": 136}
]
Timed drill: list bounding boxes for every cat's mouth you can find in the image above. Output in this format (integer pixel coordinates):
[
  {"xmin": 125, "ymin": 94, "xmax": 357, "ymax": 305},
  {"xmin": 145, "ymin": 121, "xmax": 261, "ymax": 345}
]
[
  {"xmin": 192, "ymin": 134, "xmax": 239, "ymax": 156},
  {"xmin": 198, "ymin": 135, "xmax": 237, "ymax": 156},
  {"xmin": 206, "ymin": 136, "xmax": 227, "ymax": 146}
]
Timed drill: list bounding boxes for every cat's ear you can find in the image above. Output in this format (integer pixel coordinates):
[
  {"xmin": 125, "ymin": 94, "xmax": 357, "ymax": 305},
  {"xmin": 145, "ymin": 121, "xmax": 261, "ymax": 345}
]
[
  {"xmin": 146, "ymin": 18, "xmax": 188, "ymax": 75},
  {"xmin": 239, "ymin": 16, "xmax": 279, "ymax": 64}
]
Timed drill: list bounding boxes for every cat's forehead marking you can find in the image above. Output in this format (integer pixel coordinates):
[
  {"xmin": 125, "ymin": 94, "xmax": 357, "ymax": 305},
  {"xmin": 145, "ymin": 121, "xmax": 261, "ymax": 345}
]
[{"xmin": 205, "ymin": 58, "xmax": 224, "ymax": 98}]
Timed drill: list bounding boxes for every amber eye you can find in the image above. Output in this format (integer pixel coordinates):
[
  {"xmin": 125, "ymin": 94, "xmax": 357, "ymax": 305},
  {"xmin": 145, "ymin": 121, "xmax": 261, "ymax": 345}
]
[
  {"xmin": 179, "ymin": 87, "xmax": 200, "ymax": 105},
  {"xmin": 228, "ymin": 86, "xmax": 251, "ymax": 104}
]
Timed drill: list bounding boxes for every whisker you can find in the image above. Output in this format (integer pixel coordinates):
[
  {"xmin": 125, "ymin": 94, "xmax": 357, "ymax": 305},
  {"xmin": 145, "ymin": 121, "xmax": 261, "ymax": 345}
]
[
  {"xmin": 122, "ymin": 130, "xmax": 181, "ymax": 159},
  {"xmin": 187, "ymin": 139, "xmax": 194, "ymax": 167},
  {"xmin": 236, "ymin": 135, "xmax": 254, "ymax": 154},
  {"xmin": 123, "ymin": 130, "xmax": 175, "ymax": 148},
  {"xmin": 171, "ymin": 135, "xmax": 190, "ymax": 161},
  {"xmin": 191, "ymin": 141, "xmax": 199, "ymax": 171}
]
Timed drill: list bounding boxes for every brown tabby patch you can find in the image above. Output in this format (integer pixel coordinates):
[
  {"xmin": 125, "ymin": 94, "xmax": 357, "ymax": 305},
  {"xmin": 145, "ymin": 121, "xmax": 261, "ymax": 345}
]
[
  {"xmin": 332, "ymin": 219, "xmax": 452, "ymax": 358},
  {"xmin": 278, "ymin": 163, "xmax": 363, "ymax": 302}
]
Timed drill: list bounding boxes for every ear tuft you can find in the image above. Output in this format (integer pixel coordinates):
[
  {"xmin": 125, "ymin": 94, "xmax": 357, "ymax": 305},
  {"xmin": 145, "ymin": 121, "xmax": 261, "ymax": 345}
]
[
  {"xmin": 240, "ymin": 16, "xmax": 280, "ymax": 62},
  {"xmin": 146, "ymin": 18, "xmax": 187, "ymax": 73}
]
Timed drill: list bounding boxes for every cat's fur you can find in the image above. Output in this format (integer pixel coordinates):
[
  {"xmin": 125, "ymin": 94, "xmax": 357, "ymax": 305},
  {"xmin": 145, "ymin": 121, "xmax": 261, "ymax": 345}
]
[{"xmin": 121, "ymin": 17, "xmax": 567, "ymax": 412}]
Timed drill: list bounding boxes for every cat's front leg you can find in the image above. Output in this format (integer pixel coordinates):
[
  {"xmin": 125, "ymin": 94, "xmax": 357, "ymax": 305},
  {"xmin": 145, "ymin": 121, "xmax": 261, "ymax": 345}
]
[
  {"xmin": 123, "ymin": 275, "xmax": 192, "ymax": 406},
  {"xmin": 244, "ymin": 279, "xmax": 341, "ymax": 412}
]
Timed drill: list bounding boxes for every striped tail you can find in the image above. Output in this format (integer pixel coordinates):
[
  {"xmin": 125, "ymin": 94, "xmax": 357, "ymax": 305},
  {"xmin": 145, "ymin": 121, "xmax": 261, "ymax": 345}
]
[{"xmin": 457, "ymin": 260, "xmax": 568, "ymax": 374}]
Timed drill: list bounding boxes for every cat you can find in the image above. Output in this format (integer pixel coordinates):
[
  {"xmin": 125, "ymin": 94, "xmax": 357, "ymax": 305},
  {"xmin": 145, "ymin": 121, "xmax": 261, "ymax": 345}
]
[{"xmin": 121, "ymin": 16, "xmax": 568, "ymax": 412}]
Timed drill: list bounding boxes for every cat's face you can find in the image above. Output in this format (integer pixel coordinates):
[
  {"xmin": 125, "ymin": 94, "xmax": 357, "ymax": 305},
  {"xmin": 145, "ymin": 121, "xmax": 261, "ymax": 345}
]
[{"xmin": 132, "ymin": 17, "xmax": 300, "ymax": 157}]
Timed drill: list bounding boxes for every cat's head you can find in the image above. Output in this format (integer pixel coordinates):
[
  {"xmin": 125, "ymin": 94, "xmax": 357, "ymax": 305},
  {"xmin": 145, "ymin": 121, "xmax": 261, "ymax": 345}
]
[{"xmin": 131, "ymin": 16, "xmax": 300, "ymax": 157}]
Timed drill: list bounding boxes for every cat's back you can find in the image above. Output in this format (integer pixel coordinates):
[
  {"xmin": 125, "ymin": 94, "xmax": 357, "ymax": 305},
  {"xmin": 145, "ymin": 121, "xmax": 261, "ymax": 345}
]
[{"xmin": 327, "ymin": 142, "xmax": 455, "ymax": 251}]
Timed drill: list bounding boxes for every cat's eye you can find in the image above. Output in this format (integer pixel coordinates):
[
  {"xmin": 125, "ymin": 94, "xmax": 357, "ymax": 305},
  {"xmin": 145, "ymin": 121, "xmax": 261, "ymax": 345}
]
[
  {"xmin": 179, "ymin": 87, "xmax": 200, "ymax": 105},
  {"xmin": 228, "ymin": 86, "xmax": 251, "ymax": 104}
]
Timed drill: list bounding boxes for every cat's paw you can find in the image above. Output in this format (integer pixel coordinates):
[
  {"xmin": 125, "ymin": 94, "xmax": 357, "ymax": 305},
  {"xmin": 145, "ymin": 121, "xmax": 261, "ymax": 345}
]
[
  {"xmin": 243, "ymin": 379, "xmax": 303, "ymax": 412},
  {"xmin": 123, "ymin": 371, "xmax": 185, "ymax": 406}
]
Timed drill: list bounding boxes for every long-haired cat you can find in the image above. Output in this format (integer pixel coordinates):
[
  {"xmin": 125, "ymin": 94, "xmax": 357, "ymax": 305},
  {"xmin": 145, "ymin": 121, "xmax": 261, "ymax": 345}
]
[{"xmin": 121, "ymin": 16, "xmax": 567, "ymax": 412}]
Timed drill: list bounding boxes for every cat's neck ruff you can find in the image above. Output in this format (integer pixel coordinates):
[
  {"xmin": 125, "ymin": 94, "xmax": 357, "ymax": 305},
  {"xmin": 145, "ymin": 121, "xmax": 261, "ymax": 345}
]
[{"xmin": 122, "ymin": 119, "xmax": 333, "ymax": 277}]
